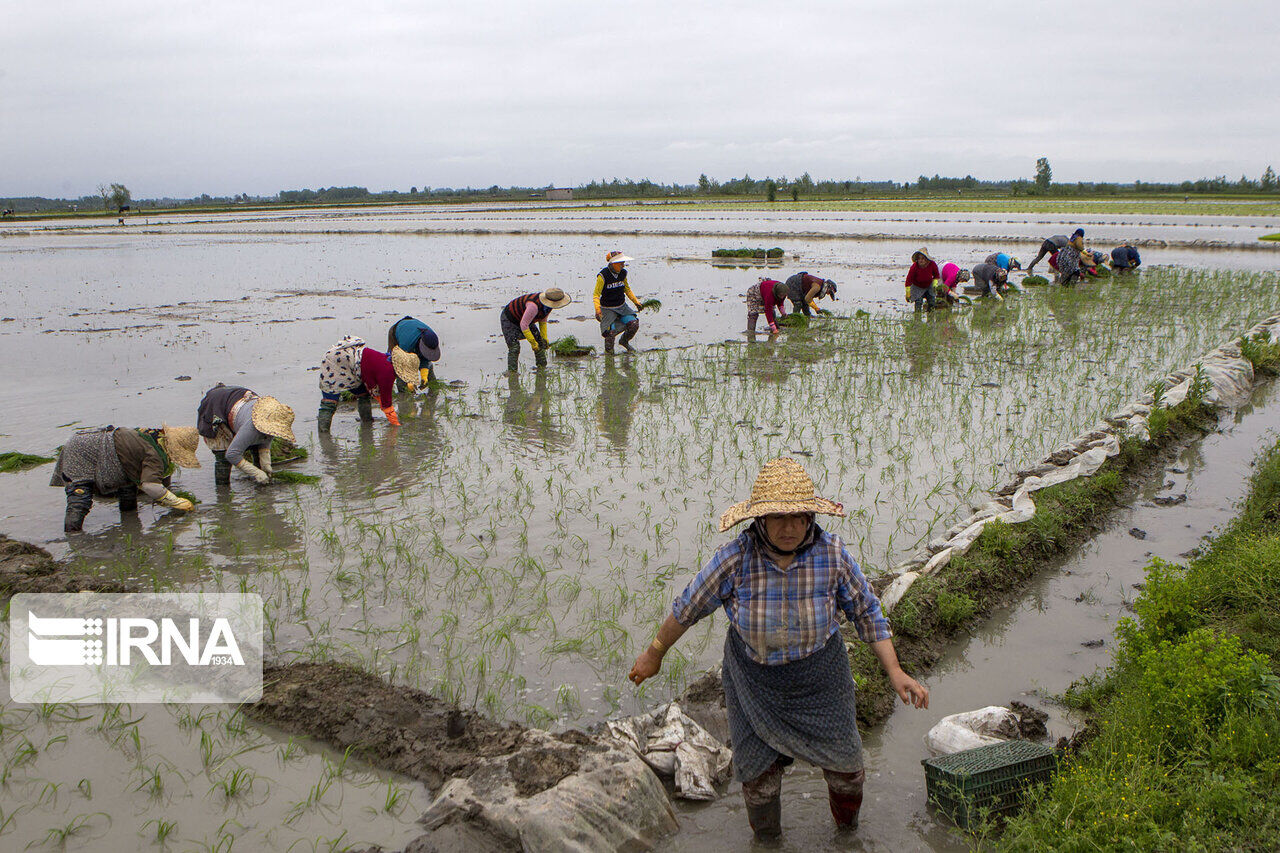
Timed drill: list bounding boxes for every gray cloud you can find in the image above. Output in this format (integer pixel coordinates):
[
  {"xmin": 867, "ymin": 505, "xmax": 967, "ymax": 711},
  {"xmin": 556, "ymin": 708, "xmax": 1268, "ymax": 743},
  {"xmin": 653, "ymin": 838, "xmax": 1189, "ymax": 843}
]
[{"xmin": 1, "ymin": 0, "xmax": 1276, "ymax": 197}]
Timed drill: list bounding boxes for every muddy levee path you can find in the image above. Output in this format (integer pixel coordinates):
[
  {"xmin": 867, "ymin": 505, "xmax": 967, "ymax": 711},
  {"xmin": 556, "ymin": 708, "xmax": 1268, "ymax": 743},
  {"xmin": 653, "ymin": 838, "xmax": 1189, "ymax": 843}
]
[{"xmin": 1, "ymin": 204, "xmax": 1278, "ymax": 849}]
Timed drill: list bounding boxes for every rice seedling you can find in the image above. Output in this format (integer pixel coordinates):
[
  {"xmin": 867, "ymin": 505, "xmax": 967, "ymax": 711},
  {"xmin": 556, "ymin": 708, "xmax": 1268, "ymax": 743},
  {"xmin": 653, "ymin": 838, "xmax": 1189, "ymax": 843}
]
[
  {"xmin": 0, "ymin": 451, "xmax": 54, "ymax": 472},
  {"xmin": 272, "ymin": 471, "xmax": 321, "ymax": 485}
]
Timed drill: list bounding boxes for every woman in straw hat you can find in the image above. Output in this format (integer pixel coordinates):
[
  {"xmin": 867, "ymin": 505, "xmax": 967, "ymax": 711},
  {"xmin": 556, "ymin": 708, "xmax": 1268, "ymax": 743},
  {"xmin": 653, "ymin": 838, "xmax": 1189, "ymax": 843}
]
[
  {"xmin": 500, "ymin": 287, "xmax": 571, "ymax": 372},
  {"xmin": 594, "ymin": 251, "xmax": 645, "ymax": 354},
  {"xmin": 316, "ymin": 335, "xmax": 420, "ymax": 432},
  {"xmin": 50, "ymin": 424, "xmax": 201, "ymax": 532},
  {"xmin": 197, "ymin": 384, "xmax": 296, "ymax": 485},
  {"xmin": 904, "ymin": 248, "xmax": 940, "ymax": 312},
  {"xmin": 629, "ymin": 458, "xmax": 928, "ymax": 841},
  {"xmin": 388, "ymin": 316, "xmax": 443, "ymax": 386}
]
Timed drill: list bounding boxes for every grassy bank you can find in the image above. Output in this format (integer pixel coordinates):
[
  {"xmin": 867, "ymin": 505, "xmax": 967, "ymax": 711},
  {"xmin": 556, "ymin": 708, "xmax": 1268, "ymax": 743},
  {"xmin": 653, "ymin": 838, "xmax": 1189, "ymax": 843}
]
[
  {"xmin": 992, "ymin": 431, "xmax": 1280, "ymax": 849},
  {"xmin": 844, "ymin": 392, "xmax": 1219, "ymax": 724},
  {"xmin": 1263, "ymin": 233, "xmax": 1280, "ymax": 241}
]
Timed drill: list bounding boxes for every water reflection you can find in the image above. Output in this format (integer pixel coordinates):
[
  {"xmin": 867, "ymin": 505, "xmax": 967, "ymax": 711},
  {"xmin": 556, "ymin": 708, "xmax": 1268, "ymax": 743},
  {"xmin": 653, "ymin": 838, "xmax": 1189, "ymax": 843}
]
[
  {"xmin": 595, "ymin": 355, "xmax": 640, "ymax": 450},
  {"xmin": 502, "ymin": 372, "xmax": 573, "ymax": 451}
]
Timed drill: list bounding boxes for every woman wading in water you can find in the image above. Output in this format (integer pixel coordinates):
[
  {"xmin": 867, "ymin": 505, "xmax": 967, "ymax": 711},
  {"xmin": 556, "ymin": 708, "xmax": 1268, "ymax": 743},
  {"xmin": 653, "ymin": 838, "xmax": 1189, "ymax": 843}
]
[{"xmin": 629, "ymin": 458, "xmax": 929, "ymax": 840}]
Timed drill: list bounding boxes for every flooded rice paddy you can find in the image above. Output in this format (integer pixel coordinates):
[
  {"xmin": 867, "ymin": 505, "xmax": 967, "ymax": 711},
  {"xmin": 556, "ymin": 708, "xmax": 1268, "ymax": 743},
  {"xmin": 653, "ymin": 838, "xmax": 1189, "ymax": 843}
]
[{"xmin": 1, "ymin": 206, "xmax": 1278, "ymax": 850}]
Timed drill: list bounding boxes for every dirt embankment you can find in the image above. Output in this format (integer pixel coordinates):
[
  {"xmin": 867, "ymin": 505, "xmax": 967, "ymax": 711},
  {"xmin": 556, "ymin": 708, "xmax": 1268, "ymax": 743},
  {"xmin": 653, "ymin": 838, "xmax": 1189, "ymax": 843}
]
[{"xmin": 249, "ymin": 662, "xmax": 596, "ymax": 795}]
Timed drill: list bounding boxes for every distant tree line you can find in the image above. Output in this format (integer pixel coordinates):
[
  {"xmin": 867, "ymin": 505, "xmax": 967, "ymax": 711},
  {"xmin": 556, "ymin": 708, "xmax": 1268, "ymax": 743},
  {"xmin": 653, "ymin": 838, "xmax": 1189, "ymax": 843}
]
[{"xmin": 3, "ymin": 162, "xmax": 1277, "ymax": 215}]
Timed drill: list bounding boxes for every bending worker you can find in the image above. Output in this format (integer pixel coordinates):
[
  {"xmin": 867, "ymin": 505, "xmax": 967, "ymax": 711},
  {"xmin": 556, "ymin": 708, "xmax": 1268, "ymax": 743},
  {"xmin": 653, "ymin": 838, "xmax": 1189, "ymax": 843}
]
[
  {"xmin": 1027, "ymin": 228, "xmax": 1084, "ymax": 273},
  {"xmin": 937, "ymin": 262, "xmax": 971, "ymax": 305},
  {"xmin": 1111, "ymin": 242, "xmax": 1142, "ymax": 271},
  {"xmin": 388, "ymin": 316, "xmax": 442, "ymax": 385},
  {"xmin": 905, "ymin": 247, "xmax": 940, "ymax": 311},
  {"xmin": 971, "ymin": 261, "xmax": 1009, "ymax": 301},
  {"xmin": 784, "ymin": 271, "xmax": 837, "ymax": 317},
  {"xmin": 197, "ymin": 384, "xmax": 297, "ymax": 485},
  {"xmin": 594, "ymin": 251, "xmax": 645, "ymax": 354},
  {"xmin": 1054, "ymin": 232, "xmax": 1088, "ymax": 286},
  {"xmin": 746, "ymin": 277, "xmax": 790, "ymax": 334},
  {"xmin": 317, "ymin": 335, "xmax": 421, "ymax": 431},
  {"xmin": 629, "ymin": 458, "xmax": 928, "ymax": 841},
  {"xmin": 983, "ymin": 251, "xmax": 1022, "ymax": 272},
  {"xmin": 51, "ymin": 424, "xmax": 201, "ymax": 531},
  {"xmin": 501, "ymin": 287, "xmax": 572, "ymax": 371}
]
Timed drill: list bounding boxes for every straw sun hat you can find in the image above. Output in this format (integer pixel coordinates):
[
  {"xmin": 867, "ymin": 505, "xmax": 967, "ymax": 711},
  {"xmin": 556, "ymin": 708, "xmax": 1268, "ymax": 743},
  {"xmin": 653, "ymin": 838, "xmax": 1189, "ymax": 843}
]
[
  {"xmin": 389, "ymin": 346, "xmax": 421, "ymax": 387},
  {"xmin": 161, "ymin": 425, "xmax": 202, "ymax": 469},
  {"xmin": 719, "ymin": 458, "xmax": 845, "ymax": 532},
  {"xmin": 250, "ymin": 396, "xmax": 296, "ymax": 444},
  {"xmin": 539, "ymin": 287, "xmax": 572, "ymax": 308},
  {"xmin": 912, "ymin": 247, "xmax": 933, "ymax": 263}
]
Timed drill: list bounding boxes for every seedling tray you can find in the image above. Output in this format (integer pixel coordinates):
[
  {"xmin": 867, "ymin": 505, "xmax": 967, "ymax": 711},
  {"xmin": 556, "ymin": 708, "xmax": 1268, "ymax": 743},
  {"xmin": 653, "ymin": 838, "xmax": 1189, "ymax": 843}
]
[{"xmin": 922, "ymin": 740, "xmax": 1057, "ymax": 829}]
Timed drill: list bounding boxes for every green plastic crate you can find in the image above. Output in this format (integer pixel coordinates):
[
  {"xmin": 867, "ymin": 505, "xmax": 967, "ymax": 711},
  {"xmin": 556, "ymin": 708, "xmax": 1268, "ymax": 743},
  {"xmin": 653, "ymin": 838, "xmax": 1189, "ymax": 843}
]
[{"xmin": 922, "ymin": 740, "xmax": 1057, "ymax": 829}]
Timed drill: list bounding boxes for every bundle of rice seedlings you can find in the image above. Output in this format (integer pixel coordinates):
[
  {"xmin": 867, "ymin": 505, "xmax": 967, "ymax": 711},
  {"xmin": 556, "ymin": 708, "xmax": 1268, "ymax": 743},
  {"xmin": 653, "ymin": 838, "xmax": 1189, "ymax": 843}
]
[
  {"xmin": 551, "ymin": 336, "xmax": 595, "ymax": 357},
  {"xmin": 0, "ymin": 452, "xmax": 55, "ymax": 473},
  {"xmin": 272, "ymin": 471, "xmax": 321, "ymax": 485}
]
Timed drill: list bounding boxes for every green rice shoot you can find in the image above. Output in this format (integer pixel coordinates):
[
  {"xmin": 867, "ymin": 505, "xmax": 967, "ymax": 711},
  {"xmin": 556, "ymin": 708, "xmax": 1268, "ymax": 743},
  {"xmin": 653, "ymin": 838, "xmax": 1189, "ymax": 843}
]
[
  {"xmin": 272, "ymin": 471, "xmax": 321, "ymax": 485},
  {"xmin": 0, "ymin": 451, "xmax": 55, "ymax": 473}
]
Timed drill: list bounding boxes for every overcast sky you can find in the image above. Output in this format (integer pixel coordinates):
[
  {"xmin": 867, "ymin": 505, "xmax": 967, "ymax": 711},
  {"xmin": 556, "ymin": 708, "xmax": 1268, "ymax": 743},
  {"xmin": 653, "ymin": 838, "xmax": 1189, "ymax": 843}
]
[{"xmin": 2, "ymin": 0, "xmax": 1277, "ymax": 198}]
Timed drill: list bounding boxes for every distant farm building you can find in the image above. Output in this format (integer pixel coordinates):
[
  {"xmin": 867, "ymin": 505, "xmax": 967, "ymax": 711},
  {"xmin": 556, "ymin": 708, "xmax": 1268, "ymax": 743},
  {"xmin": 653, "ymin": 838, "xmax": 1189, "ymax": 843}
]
[{"xmin": 545, "ymin": 188, "xmax": 573, "ymax": 201}]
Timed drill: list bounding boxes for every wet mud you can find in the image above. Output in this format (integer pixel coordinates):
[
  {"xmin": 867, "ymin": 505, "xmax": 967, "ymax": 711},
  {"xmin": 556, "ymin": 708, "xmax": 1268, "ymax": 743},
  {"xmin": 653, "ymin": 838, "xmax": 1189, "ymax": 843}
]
[{"xmin": 249, "ymin": 661, "xmax": 594, "ymax": 795}]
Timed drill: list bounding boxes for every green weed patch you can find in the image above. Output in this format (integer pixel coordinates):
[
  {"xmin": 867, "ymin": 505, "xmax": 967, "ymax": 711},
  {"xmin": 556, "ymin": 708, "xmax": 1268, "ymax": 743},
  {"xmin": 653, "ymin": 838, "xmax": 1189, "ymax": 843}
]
[{"xmin": 997, "ymin": 436, "xmax": 1280, "ymax": 849}]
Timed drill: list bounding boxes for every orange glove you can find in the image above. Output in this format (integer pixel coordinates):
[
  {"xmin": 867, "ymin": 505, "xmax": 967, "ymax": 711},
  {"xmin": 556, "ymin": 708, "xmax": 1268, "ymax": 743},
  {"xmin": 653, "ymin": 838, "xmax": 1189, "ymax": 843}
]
[{"xmin": 381, "ymin": 406, "xmax": 401, "ymax": 426}]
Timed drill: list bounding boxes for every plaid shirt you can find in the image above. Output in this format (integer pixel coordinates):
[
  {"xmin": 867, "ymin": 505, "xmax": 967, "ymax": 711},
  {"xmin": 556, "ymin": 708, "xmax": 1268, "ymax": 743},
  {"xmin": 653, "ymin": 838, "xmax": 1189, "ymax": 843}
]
[{"xmin": 672, "ymin": 525, "xmax": 892, "ymax": 665}]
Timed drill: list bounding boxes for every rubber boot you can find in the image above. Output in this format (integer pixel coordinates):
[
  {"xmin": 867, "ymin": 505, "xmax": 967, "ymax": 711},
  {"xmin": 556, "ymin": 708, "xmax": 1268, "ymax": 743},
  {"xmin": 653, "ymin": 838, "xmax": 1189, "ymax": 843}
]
[
  {"xmin": 63, "ymin": 483, "xmax": 93, "ymax": 532},
  {"xmin": 356, "ymin": 396, "xmax": 374, "ymax": 422},
  {"xmin": 116, "ymin": 482, "xmax": 139, "ymax": 514},
  {"xmin": 619, "ymin": 320, "xmax": 639, "ymax": 352},
  {"xmin": 746, "ymin": 797, "xmax": 782, "ymax": 841},
  {"xmin": 826, "ymin": 768, "xmax": 865, "ymax": 829},
  {"xmin": 317, "ymin": 401, "xmax": 337, "ymax": 433},
  {"xmin": 507, "ymin": 342, "xmax": 521, "ymax": 373},
  {"xmin": 213, "ymin": 451, "xmax": 231, "ymax": 485},
  {"xmin": 603, "ymin": 333, "xmax": 615, "ymax": 355}
]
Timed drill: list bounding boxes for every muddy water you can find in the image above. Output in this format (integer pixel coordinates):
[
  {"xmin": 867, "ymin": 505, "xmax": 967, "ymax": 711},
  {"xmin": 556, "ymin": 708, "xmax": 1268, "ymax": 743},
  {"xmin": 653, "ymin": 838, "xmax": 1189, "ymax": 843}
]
[
  {"xmin": 14, "ymin": 201, "xmax": 1280, "ymax": 245},
  {"xmin": 0, "ymin": 210, "xmax": 1277, "ymax": 850},
  {"xmin": 667, "ymin": 380, "xmax": 1280, "ymax": 852}
]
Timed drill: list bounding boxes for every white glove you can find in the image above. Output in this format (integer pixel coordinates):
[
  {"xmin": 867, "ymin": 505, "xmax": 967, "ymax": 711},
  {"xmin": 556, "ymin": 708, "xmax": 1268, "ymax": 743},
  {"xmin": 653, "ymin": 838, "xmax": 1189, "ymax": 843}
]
[
  {"xmin": 235, "ymin": 457, "xmax": 270, "ymax": 484},
  {"xmin": 157, "ymin": 490, "xmax": 194, "ymax": 511},
  {"xmin": 258, "ymin": 447, "xmax": 273, "ymax": 475}
]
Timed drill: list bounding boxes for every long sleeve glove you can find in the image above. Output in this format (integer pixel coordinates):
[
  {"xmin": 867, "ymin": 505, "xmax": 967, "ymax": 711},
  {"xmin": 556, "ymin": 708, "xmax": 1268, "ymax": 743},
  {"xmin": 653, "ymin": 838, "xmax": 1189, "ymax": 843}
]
[
  {"xmin": 904, "ymin": 286, "xmax": 912, "ymax": 302},
  {"xmin": 382, "ymin": 405, "xmax": 401, "ymax": 426},
  {"xmin": 235, "ymin": 457, "xmax": 270, "ymax": 484},
  {"xmin": 258, "ymin": 446, "xmax": 273, "ymax": 475},
  {"xmin": 523, "ymin": 328, "xmax": 540, "ymax": 350},
  {"xmin": 156, "ymin": 490, "xmax": 194, "ymax": 511},
  {"xmin": 419, "ymin": 367, "xmax": 433, "ymax": 385}
]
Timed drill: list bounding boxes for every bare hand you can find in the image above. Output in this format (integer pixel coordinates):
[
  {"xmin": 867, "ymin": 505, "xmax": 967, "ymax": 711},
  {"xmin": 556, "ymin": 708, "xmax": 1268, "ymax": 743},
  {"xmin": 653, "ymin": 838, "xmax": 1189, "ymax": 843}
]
[
  {"xmin": 889, "ymin": 669, "xmax": 929, "ymax": 709},
  {"xmin": 628, "ymin": 647, "xmax": 662, "ymax": 685}
]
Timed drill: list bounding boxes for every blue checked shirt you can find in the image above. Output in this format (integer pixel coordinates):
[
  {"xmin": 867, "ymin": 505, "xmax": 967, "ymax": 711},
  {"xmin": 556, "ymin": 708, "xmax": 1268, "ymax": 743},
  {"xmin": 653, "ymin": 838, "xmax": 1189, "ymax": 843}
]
[{"xmin": 672, "ymin": 526, "xmax": 892, "ymax": 665}]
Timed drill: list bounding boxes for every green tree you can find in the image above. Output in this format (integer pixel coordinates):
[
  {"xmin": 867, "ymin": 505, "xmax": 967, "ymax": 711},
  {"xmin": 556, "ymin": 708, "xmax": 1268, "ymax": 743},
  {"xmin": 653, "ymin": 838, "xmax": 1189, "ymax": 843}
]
[
  {"xmin": 109, "ymin": 183, "xmax": 131, "ymax": 209},
  {"xmin": 1260, "ymin": 166, "xmax": 1275, "ymax": 191},
  {"xmin": 765, "ymin": 180, "xmax": 777, "ymax": 202},
  {"xmin": 790, "ymin": 186, "xmax": 799, "ymax": 202},
  {"xmin": 1034, "ymin": 157, "xmax": 1052, "ymax": 192},
  {"xmin": 698, "ymin": 173, "xmax": 712, "ymax": 194}
]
